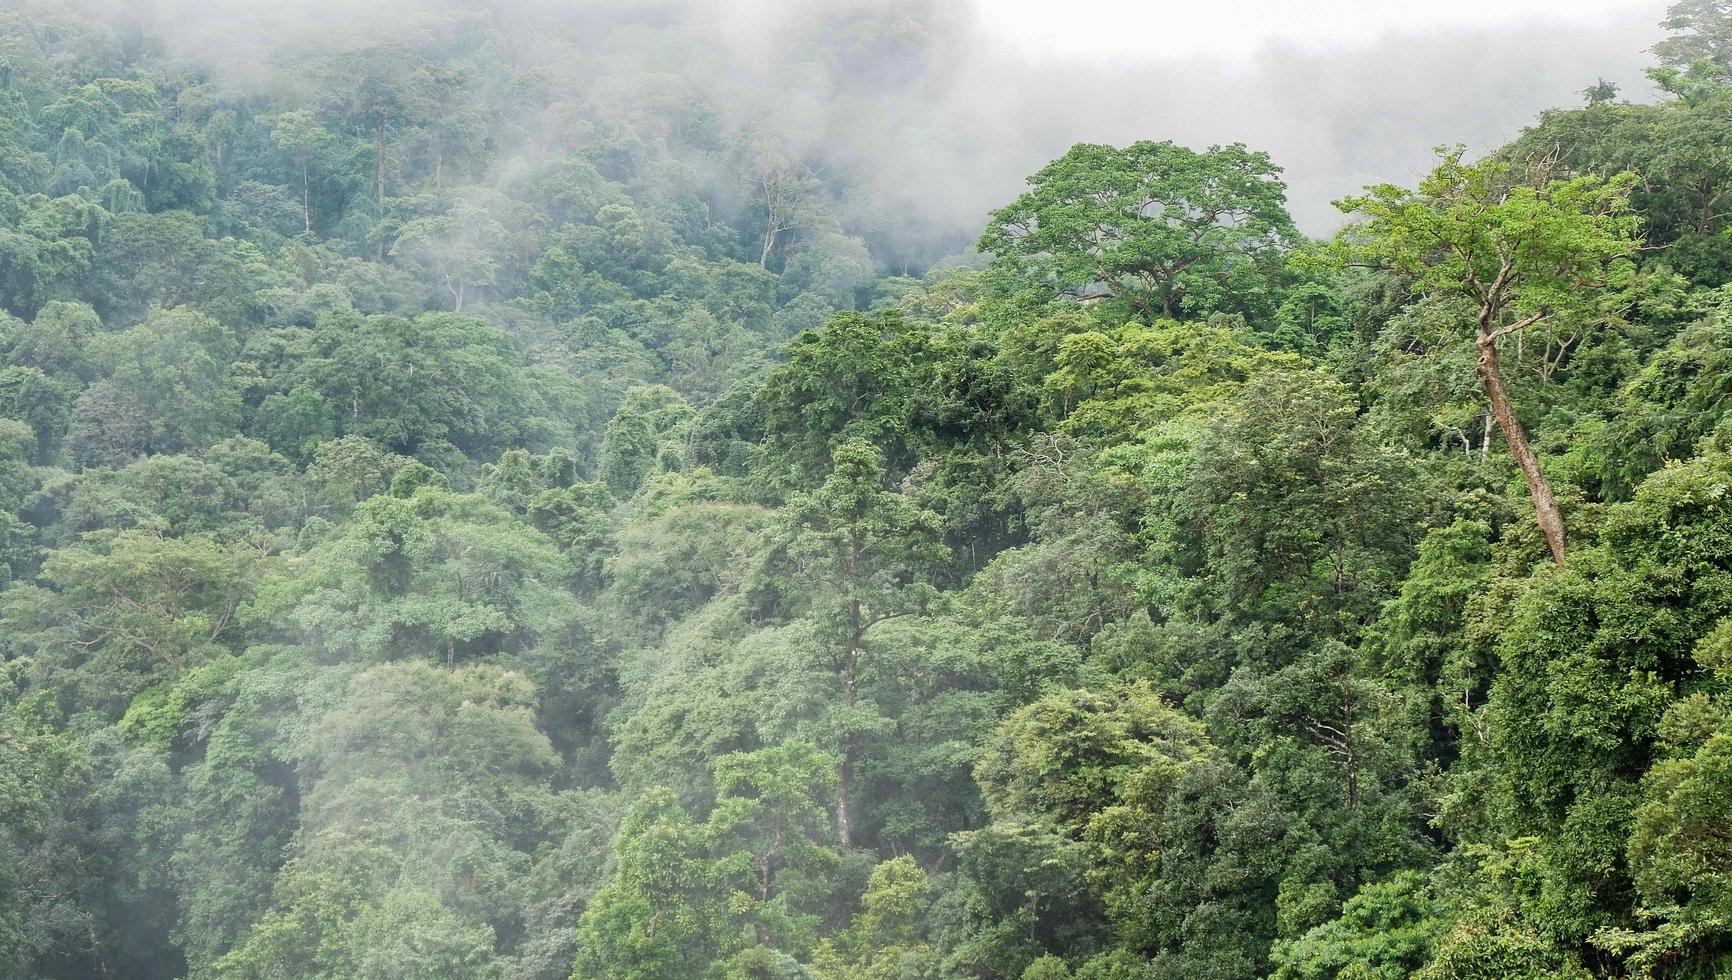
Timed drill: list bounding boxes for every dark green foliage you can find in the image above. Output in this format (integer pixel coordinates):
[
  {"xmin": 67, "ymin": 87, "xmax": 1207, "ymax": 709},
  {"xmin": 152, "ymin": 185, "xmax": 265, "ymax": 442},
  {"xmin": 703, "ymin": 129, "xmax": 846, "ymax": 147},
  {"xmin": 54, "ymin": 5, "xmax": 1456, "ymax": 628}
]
[
  {"xmin": 979, "ymin": 141, "xmax": 1298, "ymax": 323},
  {"xmin": 4, "ymin": 5, "xmax": 1732, "ymax": 979}
]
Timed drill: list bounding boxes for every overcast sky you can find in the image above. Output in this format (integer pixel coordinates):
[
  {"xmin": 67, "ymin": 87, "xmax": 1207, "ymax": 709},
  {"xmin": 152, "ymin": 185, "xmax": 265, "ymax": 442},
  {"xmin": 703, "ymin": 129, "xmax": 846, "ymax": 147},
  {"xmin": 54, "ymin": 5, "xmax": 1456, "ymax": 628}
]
[
  {"xmin": 982, "ymin": 0, "xmax": 1658, "ymax": 62},
  {"xmin": 954, "ymin": 0, "xmax": 1668, "ymax": 231}
]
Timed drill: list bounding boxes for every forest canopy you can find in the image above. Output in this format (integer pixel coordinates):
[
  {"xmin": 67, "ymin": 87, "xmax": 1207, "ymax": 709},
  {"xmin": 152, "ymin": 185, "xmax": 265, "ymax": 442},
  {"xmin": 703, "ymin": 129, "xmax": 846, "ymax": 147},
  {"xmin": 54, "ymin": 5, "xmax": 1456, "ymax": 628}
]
[{"xmin": 2, "ymin": 1, "xmax": 1732, "ymax": 979}]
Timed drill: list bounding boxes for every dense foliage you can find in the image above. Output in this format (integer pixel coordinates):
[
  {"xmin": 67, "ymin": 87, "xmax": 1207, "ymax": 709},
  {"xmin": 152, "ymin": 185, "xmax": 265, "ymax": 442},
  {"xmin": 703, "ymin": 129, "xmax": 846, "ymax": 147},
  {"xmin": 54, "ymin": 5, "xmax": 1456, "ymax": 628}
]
[{"xmin": 3, "ymin": 1, "xmax": 1732, "ymax": 978}]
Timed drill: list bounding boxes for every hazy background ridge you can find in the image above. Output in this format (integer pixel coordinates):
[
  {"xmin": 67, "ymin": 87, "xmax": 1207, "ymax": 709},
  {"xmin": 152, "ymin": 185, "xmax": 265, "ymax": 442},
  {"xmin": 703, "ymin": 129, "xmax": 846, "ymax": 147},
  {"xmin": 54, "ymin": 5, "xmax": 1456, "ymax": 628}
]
[{"xmin": 76, "ymin": 0, "xmax": 1667, "ymax": 237}]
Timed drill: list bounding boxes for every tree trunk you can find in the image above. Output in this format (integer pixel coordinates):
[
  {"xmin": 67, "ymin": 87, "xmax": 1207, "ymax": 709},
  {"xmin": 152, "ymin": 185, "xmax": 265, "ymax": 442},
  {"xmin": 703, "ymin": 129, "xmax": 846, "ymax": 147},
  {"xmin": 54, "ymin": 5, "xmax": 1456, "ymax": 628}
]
[
  {"xmin": 86, "ymin": 916, "xmax": 112, "ymax": 980},
  {"xmin": 302, "ymin": 161, "xmax": 312, "ymax": 232},
  {"xmin": 374, "ymin": 117, "xmax": 388, "ymax": 261},
  {"xmin": 1339, "ymin": 677, "xmax": 1358, "ymax": 810},
  {"xmin": 835, "ymin": 753, "xmax": 853, "ymax": 848},
  {"xmin": 835, "ymin": 642, "xmax": 857, "ymax": 848},
  {"xmin": 1476, "ymin": 336, "xmax": 1567, "ymax": 565},
  {"xmin": 374, "ymin": 118, "xmax": 387, "ymax": 209}
]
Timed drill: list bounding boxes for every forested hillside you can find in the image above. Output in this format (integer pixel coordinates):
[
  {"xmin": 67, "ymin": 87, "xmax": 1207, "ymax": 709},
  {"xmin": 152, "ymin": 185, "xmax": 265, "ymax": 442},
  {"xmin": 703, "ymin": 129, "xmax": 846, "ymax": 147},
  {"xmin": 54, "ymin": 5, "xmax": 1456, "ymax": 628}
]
[{"xmin": 2, "ymin": 1, "xmax": 1732, "ymax": 978}]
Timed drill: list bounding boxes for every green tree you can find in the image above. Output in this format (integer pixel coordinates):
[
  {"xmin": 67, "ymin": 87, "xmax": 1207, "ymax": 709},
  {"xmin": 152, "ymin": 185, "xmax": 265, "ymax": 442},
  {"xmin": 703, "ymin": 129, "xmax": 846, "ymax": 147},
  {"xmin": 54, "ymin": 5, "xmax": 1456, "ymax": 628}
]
[
  {"xmin": 706, "ymin": 743, "xmax": 842, "ymax": 961},
  {"xmin": 0, "ymin": 193, "xmax": 107, "ymax": 317},
  {"xmin": 1273, "ymin": 873, "xmax": 1446, "ymax": 980},
  {"xmin": 3, "ymin": 529, "xmax": 249, "ymax": 717},
  {"xmin": 274, "ymin": 309, "xmax": 528, "ymax": 458},
  {"xmin": 810, "ymin": 856, "xmax": 935, "ymax": 980},
  {"xmin": 270, "ymin": 109, "xmax": 334, "ymax": 234},
  {"xmin": 754, "ymin": 310, "xmax": 930, "ymax": 486},
  {"xmin": 269, "ymin": 487, "xmax": 576, "ymax": 666},
  {"xmin": 1332, "ymin": 151, "xmax": 1640, "ymax": 564},
  {"xmin": 959, "ymin": 682, "xmax": 1274, "ymax": 975},
  {"xmin": 597, "ymin": 384, "xmax": 693, "ymax": 498},
  {"xmin": 1470, "ymin": 452, "xmax": 1732, "ymax": 964},
  {"xmin": 214, "ymin": 661, "xmax": 558, "ymax": 980},
  {"xmin": 1654, "ymin": 0, "xmax": 1732, "ymax": 86},
  {"xmin": 72, "ymin": 307, "xmax": 241, "ymax": 466},
  {"xmin": 762, "ymin": 439, "xmax": 945, "ymax": 846},
  {"xmin": 980, "ymin": 141, "xmax": 1298, "ymax": 321},
  {"xmin": 573, "ymin": 790, "xmax": 739, "ymax": 980},
  {"xmin": 1180, "ymin": 368, "xmax": 1423, "ymax": 640},
  {"xmin": 391, "ymin": 200, "xmax": 507, "ymax": 312}
]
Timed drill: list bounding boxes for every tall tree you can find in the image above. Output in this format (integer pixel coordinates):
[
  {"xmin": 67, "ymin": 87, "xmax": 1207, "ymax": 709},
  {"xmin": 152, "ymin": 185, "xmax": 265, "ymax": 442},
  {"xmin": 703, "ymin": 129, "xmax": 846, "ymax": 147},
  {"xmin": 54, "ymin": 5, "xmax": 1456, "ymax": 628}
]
[
  {"xmin": 1331, "ymin": 151, "xmax": 1640, "ymax": 564},
  {"xmin": 573, "ymin": 790, "xmax": 737, "ymax": 980},
  {"xmin": 1654, "ymin": 0, "xmax": 1732, "ymax": 83},
  {"xmin": 979, "ymin": 140, "xmax": 1299, "ymax": 321},
  {"xmin": 269, "ymin": 110, "xmax": 333, "ymax": 234},
  {"xmin": 763, "ymin": 439, "xmax": 945, "ymax": 846}
]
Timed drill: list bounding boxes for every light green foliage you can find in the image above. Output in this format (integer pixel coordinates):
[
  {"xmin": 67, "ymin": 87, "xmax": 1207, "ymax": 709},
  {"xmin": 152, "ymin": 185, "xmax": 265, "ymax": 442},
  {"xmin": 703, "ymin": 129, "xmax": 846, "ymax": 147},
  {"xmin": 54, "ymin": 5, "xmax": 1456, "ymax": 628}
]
[
  {"xmin": 215, "ymin": 661, "xmax": 560, "ymax": 979},
  {"xmin": 1332, "ymin": 150, "xmax": 1640, "ymax": 325},
  {"xmin": 1273, "ymin": 873, "xmax": 1446, "ymax": 979},
  {"xmin": 1508, "ymin": 86, "xmax": 1732, "ymax": 284},
  {"xmin": 1364, "ymin": 520, "xmax": 1493, "ymax": 692},
  {"xmin": 1593, "ymin": 626, "xmax": 1732, "ymax": 976},
  {"xmin": 573, "ymin": 791, "xmax": 739, "ymax": 980},
  {"xmin": 344, "ymin": 890, "xmax": 503, "ymax": 980},
  {"xmin": 61, "ymin": 441, "xmax": 302, "ymax": 542},
  {"xmin": 810, "ymin": 856, "xmax": 936, "ymax": 980},
  {"xmin": 1417, "ymin": 917, "xmax": 1594, "ymax": 979},
  {"xmin": 4, "ymin": 528, "xmax": 250, "ymax": 716},
  {"xmin": 958, "ymin": 683, "xmax": 1277, "ymax": 975},
  {"xmin": 269, "ymin": 109, "xmax": 334, "ymax": 234},
  {"xmin": 1045, "ymin": 318, "xmax": 1304, "ymax": 439},
  {"xmin": 974, "ymin": 684, "xmax": 1212, "ymax": 834},
  {"xmin": 391, "ymin": 200, "xmax": 508, "ymax": 312},
  {"xmin": 598, "ymin": 383, "xmax": 694, "ymax": 497},
  {"xmin": 1630, "ymin": 696, "xmax": 1732, "ymax": 920},
  {"xmin": 269, "ymin": 487, "xmax": 576, "ymax": 665},
  {"xmin": 607, "ymin": 500, "xmax": 772, "ymax": 630},
  {"xmin": 170, "ymin": 663, "xmax": 303, "ymax": 974},
  {"xmin": 1331, "ymin": 148, "xmax": 1641, "ymax": 565},
  {"xmin": 706, "ymin": 743, "xmax": 843, "ymax": 957},
  {"xmin": 303, "ymin": 434, "xmax": 410, "ymax": 512},
  {"xmin": 1021, "ymin": 956, "xmax": 1073, "ymax": 980}
]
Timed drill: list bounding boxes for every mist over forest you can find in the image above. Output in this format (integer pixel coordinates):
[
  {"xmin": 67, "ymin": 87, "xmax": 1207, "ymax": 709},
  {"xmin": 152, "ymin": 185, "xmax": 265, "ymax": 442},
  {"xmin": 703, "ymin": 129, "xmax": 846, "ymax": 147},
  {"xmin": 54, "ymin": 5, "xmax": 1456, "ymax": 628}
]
[
  {"xmin": 4, "ymin": 0, "xmax": 1732, "ymax": 978},
  {"xmin": 70, "ymin": 0, "xmax": 1667, "ymax": 238}
]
